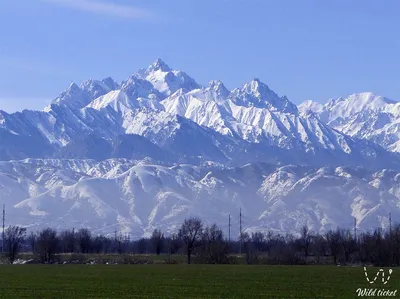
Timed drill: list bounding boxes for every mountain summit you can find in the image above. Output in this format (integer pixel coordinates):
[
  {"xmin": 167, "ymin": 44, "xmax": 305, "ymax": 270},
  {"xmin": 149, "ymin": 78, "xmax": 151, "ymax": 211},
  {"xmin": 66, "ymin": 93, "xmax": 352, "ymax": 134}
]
[
  {"xmin": 228, "ymin": 79, "xmax": 298, "ymax": 113},
  {"xmin": 147, "ymin": 58, "xmax": 172, "ymax": 73}
]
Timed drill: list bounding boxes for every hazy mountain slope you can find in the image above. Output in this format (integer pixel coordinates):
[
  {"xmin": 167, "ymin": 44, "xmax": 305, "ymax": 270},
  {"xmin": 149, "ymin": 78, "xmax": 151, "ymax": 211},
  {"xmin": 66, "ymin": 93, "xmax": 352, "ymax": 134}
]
[{"xmin": 1, "ymin": 159, "xmax": 399, "ymax": 237}]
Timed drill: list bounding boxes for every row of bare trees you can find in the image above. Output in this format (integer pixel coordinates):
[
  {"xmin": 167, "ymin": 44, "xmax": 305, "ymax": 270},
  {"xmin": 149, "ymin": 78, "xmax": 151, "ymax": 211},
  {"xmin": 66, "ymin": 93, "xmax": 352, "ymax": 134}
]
[{"xmin": 1, "ymin": 218, "xmax": 400, "ymax": 266}]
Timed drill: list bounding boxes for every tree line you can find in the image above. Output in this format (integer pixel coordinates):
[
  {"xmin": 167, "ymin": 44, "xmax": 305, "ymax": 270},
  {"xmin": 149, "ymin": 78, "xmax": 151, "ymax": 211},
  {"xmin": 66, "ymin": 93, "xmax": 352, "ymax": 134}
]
[{"xmin": 1, "ymin": 217, "xmax": 399, "ymax": 266}]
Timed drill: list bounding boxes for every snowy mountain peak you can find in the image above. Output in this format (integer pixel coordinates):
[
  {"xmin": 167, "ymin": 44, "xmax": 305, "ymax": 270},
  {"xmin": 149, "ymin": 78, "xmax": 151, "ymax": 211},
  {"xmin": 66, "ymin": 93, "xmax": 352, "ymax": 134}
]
[
  {"xmin": 350, "ymin": 92, "xmax": 395, "ymax": 102},
  {"xmin": 141, "ymin": 60, "xmax": 200, "ymax": 97},
  {"xmin": 102, "ymin": 77, "xmax": 120, "ymax": 90},
  {"xmin": 68, "ymin": 82, "xmax": 80, "ymax": 92},
  {"xmin": 80, "ymin": 79, "xmax": 113, "ymax": 100},
  {"xmin": 247, "ymin": 78, "xmax": 263, "ymax": 91},
  {"xmin": 47, "ymin": 78, "xmax": 119, "ymax": 111},
  {"xmin": 207, "ymin": 80, "xmax": 230, "ymax": 98},
  {"xmin": 120, "ymin": 75, "xmax": 160, "ymax": 100},
  {"xmin": 208, "ymin": 80, "xmax": 224, "ymax": 88},
  {"xmin": 316, "ymin": 92, "xmax": 398, "ymax": 125},
  {"xmin": 326, "ymin": 92, "xmax": 396, "ymax": 110},
  {"xmin": 298, "ymin": 100, "xmax": 324, "ymax": 114},
  {"xmin": 229, "ymin": 79, "xmax": 298, "ymax": 113},
  {"xmin": 241, "ymin": 79, "xmax": 277, "ymax": 99},
  {"xmin": 147, "ymin": 58, "xmax": 172, "ymax": 73},
  {"xmin": 48, "ymin": 82, "xmax": 87, "ymax": 109}
]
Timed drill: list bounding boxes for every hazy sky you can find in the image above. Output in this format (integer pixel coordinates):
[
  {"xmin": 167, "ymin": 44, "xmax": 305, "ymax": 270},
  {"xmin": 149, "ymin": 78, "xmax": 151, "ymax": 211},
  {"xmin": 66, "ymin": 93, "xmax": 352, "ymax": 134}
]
[{"xmin": 1, "ymin": 0, "xmax": 399, "ymax": 112}]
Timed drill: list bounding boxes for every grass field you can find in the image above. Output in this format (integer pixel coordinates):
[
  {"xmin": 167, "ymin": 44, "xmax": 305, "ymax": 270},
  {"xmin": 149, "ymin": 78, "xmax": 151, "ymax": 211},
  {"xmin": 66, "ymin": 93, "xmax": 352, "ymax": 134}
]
[{"xmin": 0, "ymin": 265, "xmax": 398, "ymax": 298}]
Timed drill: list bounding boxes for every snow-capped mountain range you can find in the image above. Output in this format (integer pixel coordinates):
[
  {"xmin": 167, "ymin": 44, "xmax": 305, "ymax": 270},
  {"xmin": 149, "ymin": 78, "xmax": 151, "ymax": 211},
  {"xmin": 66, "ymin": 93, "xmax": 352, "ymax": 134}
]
[
  {"xmin": 299, "ymin": 92, "xmax": 400, "ymax": 153},
  {"xmin": 0, "ymin": 59, "xmax": 399, "ymax": 236}
]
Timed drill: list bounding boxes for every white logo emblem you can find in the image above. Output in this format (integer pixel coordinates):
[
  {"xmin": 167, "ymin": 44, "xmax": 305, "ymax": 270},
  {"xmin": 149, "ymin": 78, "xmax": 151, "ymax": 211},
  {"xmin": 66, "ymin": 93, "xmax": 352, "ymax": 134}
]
[{"xmin": 363, "ymin": 267, "xmax": 393, "ymax": 285}]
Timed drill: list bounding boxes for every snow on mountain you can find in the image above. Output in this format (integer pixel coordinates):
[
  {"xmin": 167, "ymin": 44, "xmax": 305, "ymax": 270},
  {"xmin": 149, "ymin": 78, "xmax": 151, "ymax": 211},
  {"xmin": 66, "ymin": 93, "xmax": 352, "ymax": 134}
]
[
  {"xmin": 161, "ymin": 79, "xmax": 400, "ymax": 170},
  {"xmin": 137, "ymin": 58, "xmax": 200, "ymax": 96},
  {"xmin": 161, "ymin": 87, "xmax": 235, "ymax": 137},
  {"xmin": 162, "ymin": 78, "xmax": 325, "ymax": 144},
  {"xmin": 80, "ymin": 79, "xmax": 119, "ymax": 100},
  {"xmin": 298, "ymin": 100, "xmax": 323, "ymax": 114},
  {"xmin": 301, "ymin": 92, "xmax": 400, "ymax": 152},
  {"xmin": 310, "ymin": 92, "xmax": 396, "ymax": 125},
  {"xmin": 2, "ymin": 58, "xmax": 400, "ymax": 235},
  {"xmin": 2, "ymin": 59, "xmax": 400, "ymax": 170},
  {"xmin": 229, "ymin": 79, "xmax": 298, "ymax": 113},
  {"xmin": 257, "ymin": 165, "xmax": 400, "ymax": 234},
  {"xmin": 333, "ymin": 109, "xmax": 400, "ymax": 152},
  {"xmin": 46, "ymin": 78, "xmax": 119, "ymax": 111},
  {"xmin": 1, "ymin": 159, "xmax": 399, "ymax": 237},
  {"xmin": 120, "ymin": 75, "xmax": 161, "ymax": 101}
]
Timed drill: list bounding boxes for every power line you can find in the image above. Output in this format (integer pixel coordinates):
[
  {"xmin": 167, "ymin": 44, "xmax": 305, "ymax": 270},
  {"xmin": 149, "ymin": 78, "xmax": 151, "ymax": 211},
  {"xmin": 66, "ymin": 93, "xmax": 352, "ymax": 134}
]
[
  {"xmin": 228, "ymin": 214, "xmax": 231, "ymax": 244},
  {"xmin": 2, "ymin": 203, "xmax": 5, "ymax": 254},
  {"xmin": 389, "ymin": 212, "xmax": 392, "ymax": 266},
  {"xmin": 239, "ymin": 208, "xmax": 242, "ymax": 254},
  {"xmin": 354, "ymin": 217, "xmax": 357, "ymax": 241}
]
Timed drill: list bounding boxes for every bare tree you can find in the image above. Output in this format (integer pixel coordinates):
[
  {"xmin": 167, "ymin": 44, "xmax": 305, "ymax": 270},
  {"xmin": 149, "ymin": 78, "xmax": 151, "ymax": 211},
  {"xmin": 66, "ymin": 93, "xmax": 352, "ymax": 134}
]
[
  {"xmin": 4, "ymin": 226, "xmax": 26, "ymax": 264},
  {"xmin": 151, "ymin": 229, "xmax": 164, "ymax": 255},
  {"xmin": 391, "ymin": 224, "xmax": 400, "ymax": 266},
  {"xmin": 240, "ymin": 232, "xmax": 257, "ymax": 264},
  {"xmin": 27, "ymin": 231, "xmax": 37, "ymax": 253},
  {"xmin": 77, "ymin": 228, "xmax": 92, "ymax": 253},
  {"xmin": 59, "ymin": 229, "xmax": 75, "ymax": 253},
  {"xmin": 92, "ymin": 235, "xmax": 111, "ymax": 253},
  {"xmin": 251, "ymin": 231, "xmax": 265, "ymax": 252},
  {"xmin": 178, "ymin": 217, "xmax": 203, "ymax": 264},
  {"xmin": 115, "ymin": 233, "xmax": 126, "ymax": 254},
  {"xmin": 300, "ymin": 225, "xmax": 313, "ymax": 262},
  {"xmin": 325, "ymin": 229, "xmax": 341, "ymax": 265},
  {"xmin": 283, "ymin": 233, "xmax": 301, "ymax": 265},
  {"xmin": 168, "ymin": 233, "xmax": 181, "ymax": 254},
  {"xmin": 312, "ymin": 235, "xmax": 327, "ymax": 263},
  {"xmin": 360, "ymin": 228, "xmax": 390, "ymax": 267},
  {"xmin": 137, "ymin": 238, "xmax": 147, "ymax": 254},
  {"xmin": 36, "ymin": 228, "xmax": 58, "ymax": 263},
  {"xmin": 200, "ymin": 224, "xmax": 228, "ymax": 264},
  {"xmin": 339, "ymin": 229, "xmax": 358, "ymax": 264}
]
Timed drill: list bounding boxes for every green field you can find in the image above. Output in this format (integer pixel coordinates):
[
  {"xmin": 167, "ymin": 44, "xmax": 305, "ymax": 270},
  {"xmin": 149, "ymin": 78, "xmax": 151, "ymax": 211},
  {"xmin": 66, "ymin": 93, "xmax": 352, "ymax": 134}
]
[{"xmin": 0, "ymin": 265, "xmax": 398, "ymax": 299}]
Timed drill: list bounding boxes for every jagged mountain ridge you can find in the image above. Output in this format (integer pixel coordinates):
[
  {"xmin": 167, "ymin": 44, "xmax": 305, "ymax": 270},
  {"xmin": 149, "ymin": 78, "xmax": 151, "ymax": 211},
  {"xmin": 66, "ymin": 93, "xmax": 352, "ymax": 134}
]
[
  {"xmin": 299, "ymin": 92, "xmax": 400, "ymax": 152},
  {"xmin": 1, "ymin": 59, "xmax": 399, "ymax": 170}
]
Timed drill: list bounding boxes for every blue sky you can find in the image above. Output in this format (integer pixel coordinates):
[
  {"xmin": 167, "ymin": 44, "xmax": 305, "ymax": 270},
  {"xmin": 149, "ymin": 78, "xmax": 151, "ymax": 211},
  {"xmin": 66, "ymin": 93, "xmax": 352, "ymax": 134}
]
[{"xmin": 1, "ymin": 0, "xmax": 399, "ymax": 112}]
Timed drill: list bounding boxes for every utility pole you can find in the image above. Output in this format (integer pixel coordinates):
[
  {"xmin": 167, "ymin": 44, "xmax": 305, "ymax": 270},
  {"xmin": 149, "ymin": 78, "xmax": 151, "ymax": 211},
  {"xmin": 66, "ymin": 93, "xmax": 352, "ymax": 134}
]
[
  {"xmin": 72, "ymin": 227, "xmax": 75, "ymax": 253},
  {"xmin": 389, "ymin": 212, "xmax": 392, "ymax": 266},
  {"xmin": 114, "ymin": 229, "xmax": 118, "ymax": 254},
  {"xmin": 354, "ymin": 217, "xmax": 357, "ymax": 241},
  {"xmin": 2, "ymin": 204, "xmax": 5, "ymax": 254},
  {"xmin": 228, "ymin": 214, "xmax": 231, "ymax": 244},
  {"xmin": 239, "ymin": 208, "xmax": 242, "ymax": 254}
]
